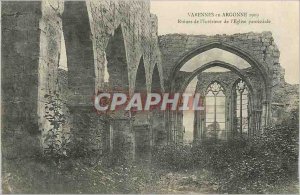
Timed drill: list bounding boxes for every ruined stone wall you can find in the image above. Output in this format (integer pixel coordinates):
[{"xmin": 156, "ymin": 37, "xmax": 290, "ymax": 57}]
[
  {"xmin": 271, "ymin": 83, "xmax": 299, "ymax": 123},
  {"xmin": 2, "ymin": 0, "xmax": 164, "ymax": 160},
  {"xmin": 83, "ymin": 0, "xmax": 164, "ymax": 161},
  {"xmin": 86, "ymin": 0, "xmax": 163, "ymax": 94},
  {"xmin": 57, "ymin": 69, "xmax": 71, "ymax": 150},
  {"xmin": 69, "ymin": 108, "xmax": 109, "ymax": 156},
  {"xmin": 37, "ymin": 1, "xmax": 67, "ymax": 152},
  {"xmin": 159, "ymin": 32, "xmax": 288, "ymax": 138},
  {"xmin": 2, "ymin": 2, "xmax": 42, "ymax": 159},
  {"xmin": 158, "ymin": 32, "xmax": 280, "ymax": 97},
  {"xmin": 1, "ymin": 0, "xmax": 73, "ymax": 158}
]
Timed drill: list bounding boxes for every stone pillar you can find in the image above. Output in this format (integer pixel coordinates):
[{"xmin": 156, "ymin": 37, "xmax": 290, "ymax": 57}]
[
  {"xmin": 38, "ymin": 0, "xmax": 66, "ymax": 153},
  {"xmin": 132, "ymin": 109, "xmax": 152, "ymax": 163},
  {"xmin": 133, "ymin": 125, "xmax": 151, "ymax": 162},
  {"xmin": 225, "ymin": 91, "xmax": 231, "ymax": 140},
  {"xmin": 167, "ymin": 111, "xmax": 176, "ymax": 144},
  {"xmin": 110, "ymin": 116, "xmax": 135, "ymax": 164},
  {"xmin": 68, "ymin": 106, "xmax": 109, "ymax": 157},
  {"xmin": 176, "ymin": 110, "xmax": 184, "ymax": 144},
  {"xmin": 2, "ymin": 1, "xmax": 42, "ymax": 159},
  {"xmin": 150, "ymin": 64, "xmax": 166, "ymax": 147},
  {"xmin": 261, "ymin": 100, "xmax": 269, "ymax": 133},
  {"xmin": 151, "ymin": 109, "xmax": 167, "ymax": 147},
  {"xmin": 193, "ymin": 110, "xmax": 199, "ymax": 141}
]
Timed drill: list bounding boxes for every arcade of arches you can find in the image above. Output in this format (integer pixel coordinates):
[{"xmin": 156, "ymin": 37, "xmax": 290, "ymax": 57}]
[{"xmin": 2, "ymin": 0, "xmax": 298, "ymax": 163}]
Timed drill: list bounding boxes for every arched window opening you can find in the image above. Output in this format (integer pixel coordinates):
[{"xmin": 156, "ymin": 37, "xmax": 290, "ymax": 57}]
[
  {"xmin": 104, "ymin": 25, "xmax": 129, "ymax": 159},
  {"xmin": 151, "ymin": 64, "xmax": 161, "ymax": 93},
  {"xmin": 106, "ymin": 25, "xmax": 129, "ymax": 91},
  {"xmin": 235, "ymin": 79, "xmax": 249, "ymax": 136},
  {"xmin": 135, "ymin": 57, "xmax": 147, "ymax": 93},
  {"xmin": 133, "ymin": 57, "xmax": 150, "ymax": 162},
  {"xmin": 205, "ymin": 82, "xmax": 226, "ymax": 140}
]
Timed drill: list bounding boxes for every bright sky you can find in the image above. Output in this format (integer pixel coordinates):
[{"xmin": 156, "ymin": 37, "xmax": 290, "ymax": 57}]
[
  {"xmin": 151, "ymin": 0, "xmax": 299, "ymax": 84},
  {"xmin": 180, "ymin": 48, "xmax": 251, "ymax": 72}
]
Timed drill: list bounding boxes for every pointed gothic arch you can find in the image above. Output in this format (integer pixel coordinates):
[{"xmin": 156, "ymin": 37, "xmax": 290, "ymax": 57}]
[
  {"xmin": 231, "ymin": 78, "xmax": 251, "ymax": 137},
  {"xmin": 151, "ymin": 64, "xmax": 163, "ymax": 93},
  {"xmin": 134, "ymin": 56, "xmax": 147, "ymax": 93},
  {"xmin": 106, "ymin": 25, "xmax": 129, "ymax": 92},
  {"xmin": 170, "ymin": 41, "xmax": 269, "ymax": 93}
]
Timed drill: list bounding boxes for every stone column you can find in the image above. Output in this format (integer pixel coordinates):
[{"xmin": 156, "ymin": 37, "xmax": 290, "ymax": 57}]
[
  {"xmin": 2, "ymin": 1, "xmax": 42, "ymax": 159},
  {"xmin": 110, "ymin": 114, "xmax": 135, "ymax": 164},
  {"xmin": 69, "ymin": 106, "xmax": 109, "ymax": 157},
  {"xmin": 152, "ymin": 109, "xmax": 167, "ymax": 147},
  {"xmin": 132, "ymin": 110, "xmax": 151, "ymax": 162}
]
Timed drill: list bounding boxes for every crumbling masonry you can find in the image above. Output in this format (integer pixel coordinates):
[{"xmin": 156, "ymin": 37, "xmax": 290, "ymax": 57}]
[{"xmin": 2, "ymin": 0, "xmax": 298, "ymax": 163}]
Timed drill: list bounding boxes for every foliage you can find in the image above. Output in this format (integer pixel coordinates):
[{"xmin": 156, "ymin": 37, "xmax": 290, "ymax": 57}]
[
  {"xmin": 43, "ymin": 92, "xmax": 70, "ymax": 158},
  {"xmin": 152, "ymin": 108, "xmax": 299, "ymax": 193},
  {"xmin": 152, "ymin": 144, "xmax": 194, "ymax": 171},
  {"xmin": 2, "ymin": 156, "xmax": 161, "ymax": 194},
  {"xmin": 3, "ymin": 107, "xmax": 298, "ymax": 193}
]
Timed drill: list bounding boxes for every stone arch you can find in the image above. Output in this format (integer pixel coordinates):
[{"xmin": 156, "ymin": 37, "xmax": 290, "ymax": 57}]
[
  {"xmin": 205, "ymin": 80, "xmax": 226, "ymax": 93},
  {"xmin": 150, "ymin": 63, "xmax": 167, "ymax": 146},
  {"xmin": 170, "ymin": 41, "xmax": 269, "ymax": 94},
  {"xmin": 133, "ymin": 56, "xmax": 151, "ymax": 162},
  {"xmin": 202, "ymin": 81, "xmax": 227, "ymax": 140},
  {"xmin": 231, "ymin": 78, "xmax": 253, "ymax": 137},
  {"xmin": 134, "ymin": 56, "xmax": 147, "ymax": 93},
  {"xmin": 62, "ymin": 1, "xmax": 95, "ymax": 100},
  {"xmin": 178, "ymin": 61, "xmax": 254, "ymax": 97},
  {"xmin": 181, "ymin": 62, "xmax": 260, "ymax": 142},
  {"xmin": 192, "ymin": 79, "xmax": 229, "ymax": 141},
  {"xmin": 190, "ymin": 64, "xmax": 267, "ymax": 141},
  {"xmin": 62, "ymin": 1, "xmax": 128, "ymax": 157},
  {"xmin": 106, "ymin": 25, "xmax": 129, "ymax": 92},
  {"xmin": 168, "ymin": 42, "xmax": 271, "ymax": 143},
  {"xmin": 103, "ymin": 25, "xmax": 133, "ymax": 163},
  {"xmin": 231, "ymin": 77, "xmax": 252, "ymax": 103},
  {"xmin": 151, "ymin": 64, "xmax": 163, "ymax": 93}
]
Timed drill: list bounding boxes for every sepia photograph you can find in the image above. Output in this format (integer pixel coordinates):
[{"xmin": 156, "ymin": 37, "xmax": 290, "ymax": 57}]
[{"xmin": 1, "ymin": 0, "xmax": 299, "ymax": 194}]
